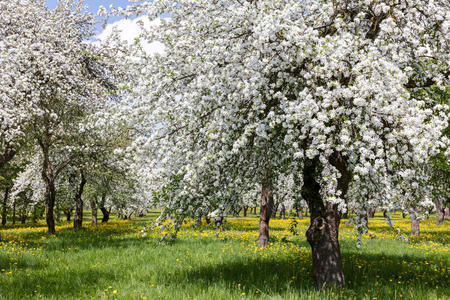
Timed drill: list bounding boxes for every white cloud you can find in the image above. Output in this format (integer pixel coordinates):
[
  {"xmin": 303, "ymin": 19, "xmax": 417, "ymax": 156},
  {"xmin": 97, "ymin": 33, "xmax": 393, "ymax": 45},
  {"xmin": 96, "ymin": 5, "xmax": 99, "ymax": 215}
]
[{"xmin": 96, "ymin": 16, "xmax": 166, "ymax": 55}]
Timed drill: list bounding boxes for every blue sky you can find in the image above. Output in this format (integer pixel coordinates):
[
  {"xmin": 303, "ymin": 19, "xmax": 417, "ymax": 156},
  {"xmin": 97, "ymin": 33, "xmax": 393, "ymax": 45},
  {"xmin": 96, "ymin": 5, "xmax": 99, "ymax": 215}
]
[
  {"xmin": 45, "ymin": 0, "xmax": 133, "ymax": 33},
  {"xmin": 45, "ymin": 0, "xmax": 131, "ymax": 12}
]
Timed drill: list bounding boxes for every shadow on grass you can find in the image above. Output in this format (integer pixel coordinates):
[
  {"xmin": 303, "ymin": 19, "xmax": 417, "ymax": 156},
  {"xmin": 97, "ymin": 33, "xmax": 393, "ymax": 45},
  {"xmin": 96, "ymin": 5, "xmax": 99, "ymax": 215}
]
[{"xmin": 162, "ymin": 242, "xmax": 449, "ymax": 298}]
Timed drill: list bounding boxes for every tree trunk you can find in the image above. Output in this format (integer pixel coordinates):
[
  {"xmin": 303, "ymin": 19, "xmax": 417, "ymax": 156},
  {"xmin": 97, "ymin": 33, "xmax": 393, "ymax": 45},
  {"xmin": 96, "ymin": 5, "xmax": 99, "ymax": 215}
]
[
  {"xmin": 73, "ymin": 172, "xmax": 87, "ymax": 229},
  {"xmin": 204, "ymin": 216, "xmax": 211, "ymax": 225},
  {"xmin": 258, "ymin": 178, "xmax": 273, "ymax": 247},
  {"xmin": 410, "ymin": 207, "xmax": 420, "ymax": 236},
  {"xmin": 21, "ymin": 202, "xmax": 28, "ymax": 224},
  {"xmin": 40, "ymin": 141, "xmax": 57, "ymax": 234},
  {"xmin": 32, "ymin": 205, "xmax": 38, "ymax": 223},
  {"xmin": 90, "ymin": 199, "xmax": 97, "ymax": 226},
  {"xmin": 100, "ymin": 207, "xmax": 110, "ymax": 223},
  {"xmin": 297, "ymin": 208, "xmax": 303, "ymax": 220},
  {"xmin": 445, "ymin": 207, "xmax": 450, "ymax": 219},
  {"xmin": 98, "ymin": 192, "xmax": 110, "ymax": 223},
  {"xmin": 302, "ymin": 155, "xmax": 349, "ymax": 288},
  {"xmin": 64, "ymin": 207, "xmax": 72, "ymax": 222},
  {"xmin": 243, "ymin": 206, "xmax": 248, "ymax": 217},
  {"xmin": 11, "ymin": 199, "xmax": 16, "ymax": 224},
  {"xmin": 2, "ymin": 187, "xmax": 9, "ymax": 226},
  {"xmin": 436, "ymin": 201, "xmax": 444, "ymax": 224},
  {"xmin": 271, "ymin": 202, "xmax": 279, "ymax": 218},
  {"xmin": 280, "ymin": 203, "xmax": 286, "ymax": 219},
  {"xmin": 368, "ymin": 208, "xmax": 375, "ymax": 218},
  {"xmin": 127, "ymin": 211, "xmax": 133, "ymax": 220},
  {"xmin": 44, "ymin": 181, "xmax": 56, "ymax": 234},
  {"xmin": 253, "ymin": 207, "xmax": 257, "ymax": 215}
]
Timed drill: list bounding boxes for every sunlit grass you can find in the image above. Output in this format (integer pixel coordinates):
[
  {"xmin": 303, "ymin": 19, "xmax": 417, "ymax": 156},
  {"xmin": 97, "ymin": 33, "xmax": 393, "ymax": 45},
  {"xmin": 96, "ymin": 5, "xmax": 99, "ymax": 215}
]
[{"xmin": 0, "ymin": 211, "xmax": 448, "ymax": 299}]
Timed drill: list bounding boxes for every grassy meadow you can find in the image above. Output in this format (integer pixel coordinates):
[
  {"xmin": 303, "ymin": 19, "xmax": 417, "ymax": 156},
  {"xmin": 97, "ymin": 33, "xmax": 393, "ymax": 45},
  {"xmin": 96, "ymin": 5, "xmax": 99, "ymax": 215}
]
[{"xmin": 0, "ymin": 211, "xmax": 449, "ymax": 300}]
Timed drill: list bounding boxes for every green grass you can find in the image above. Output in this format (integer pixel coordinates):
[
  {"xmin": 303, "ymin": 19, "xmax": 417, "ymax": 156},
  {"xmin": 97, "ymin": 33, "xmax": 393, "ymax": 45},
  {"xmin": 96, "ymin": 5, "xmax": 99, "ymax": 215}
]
[{"xmin": 0, "ymin": 211, "xmax": 449, "ymax": 299}]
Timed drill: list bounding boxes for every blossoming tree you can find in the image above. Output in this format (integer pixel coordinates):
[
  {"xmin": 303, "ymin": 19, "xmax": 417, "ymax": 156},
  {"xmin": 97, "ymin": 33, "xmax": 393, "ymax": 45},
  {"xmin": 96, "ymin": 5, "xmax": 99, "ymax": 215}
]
[{"xmin": 115, "ymin": 0, "xmax": 448, "ymax": 288}]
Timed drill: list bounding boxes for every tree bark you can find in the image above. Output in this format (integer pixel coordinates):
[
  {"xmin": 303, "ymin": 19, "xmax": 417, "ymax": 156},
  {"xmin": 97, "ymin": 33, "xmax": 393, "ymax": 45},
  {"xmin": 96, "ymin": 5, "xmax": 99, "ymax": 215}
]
[
  {"xmin": 90, "ymin": 199, "xmax": 97, "ymax": 226},
  {"xmin": 98, "ymin": 192, "xmax": 109, "ymax": 223},
  {"xmin": 258, "ymin": 177, "xmax": 273, "ymax": 247},
  {"xmin": 436, "ymin": 201, "xmax": 444, "ymax": 224},
  {"xmin": 280, "ymin": 203, "xmax": 286, "ymax": 219},
  {"xmin": 302, "ymin": 154, "xmax": 348, "ymax": 288},
  {"xmin": 32, "ymin": 205, "xmax": 38, "ymax": 223},
  {"xmin": 40, "ymin": 141, "xmax": 57, "ymax": 234},
  {"xmin": 100, "ymin": 207, "xmax": 110, "ymax": 223},
  {"xmin": 410, "ymin": 207, "xmax": 420, "ymax": 236},
  {"xmin": 368, "ymin": 208, "xmax": 375, "ymax": 218},
  {"xmin": 64, "ymin": 207, "xmax": 72, "ymax": 222},
  {"xmin": 73, "ymin": 171, "xmax": 87, "ymax": 229},
  {"xmin": 297, "ymin": 208, "xmax": 303, "ymax": 220},
  {"xmin": 271, "ymin": 202, "xmax": 279, "ymax": 218},
  {"xmin": 445, "ymin": 207, "xmax": 450, "ymax": 219},
  {"xmin": 12, "ymin": 199, "xmax": 16, "ymax": 224},
  {"xmin": 21, "ymin": 201, "xmax": 28, "ymax": 224},
  {"xmin": 243, "ymin": 206, "xmax": 248, "ymax": 217},
  {"xmin": 44, "ymin": 180, "xmax": 56, "ymax": 234},
  {"xmin": 2, "ymin": 187, "xmax": 9, "ymax": 226}
]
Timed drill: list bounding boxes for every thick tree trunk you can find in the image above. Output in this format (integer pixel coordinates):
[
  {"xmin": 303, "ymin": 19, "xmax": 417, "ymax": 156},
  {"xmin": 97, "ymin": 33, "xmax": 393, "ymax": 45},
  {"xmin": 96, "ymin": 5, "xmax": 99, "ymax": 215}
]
[
  {"xmin": 73, "ymin": 172, "xmax": 87, "ymax": 229},
  {"xmin": 297, "ymin": 208, "xmax": 303, "ymax": 220},
  {"xmin": 44, "ymin": 181, "xmax": 56, "ymax": 234},
  {"xmin": 368, "ymin": 208, "xmax": 375, "ymax": 218},
  {"xmin": 90, "ymin": 199, "xmax": 97, "ymax": 226},
  {"xmin": 302, "ymin": 154, "xmax": 349, "ymax": 288},
  {"xmin": 243, "ymin": 206, "xmax": 248, "ymax": 217},
  {"xmin": 445, "ymin": 207, "xmax": 450, "ymax": 219},
  {"xmin": 410, "ymin": 207, "xmax": 420, "ymax": 236},
  {"xmin": 100, "ymin": 207, "xmax": 110, "ymax": 223},
  {"xmin": 280, "ymin": 203, "xmax": 286, "ymax": 219},
  {"xmin": 2, "ymin": 187, "xmax": 9, "ymax": 226},
  {"xmin": 258, "ymin": 178, "xmax": 273, "ymax": 247},
  {"xmin": 98, "ymin": 192, "xmax": 110, "ymax": 223},
  {"xmin": 40, "ymin": 141, "xmax": 57, "ymax": 234}
]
